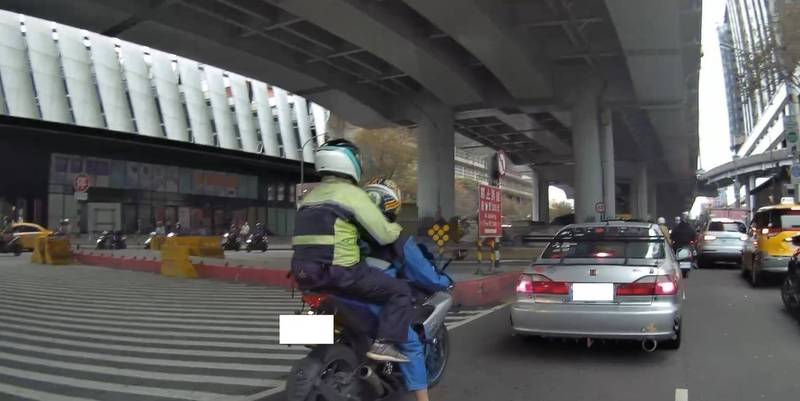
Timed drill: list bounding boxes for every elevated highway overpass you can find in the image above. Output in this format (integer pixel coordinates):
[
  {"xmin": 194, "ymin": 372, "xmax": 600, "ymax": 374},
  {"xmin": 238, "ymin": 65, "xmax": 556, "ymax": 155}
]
[{"xmin": 0, "ymin": 0, "xmax": 701, "ymax": 222}]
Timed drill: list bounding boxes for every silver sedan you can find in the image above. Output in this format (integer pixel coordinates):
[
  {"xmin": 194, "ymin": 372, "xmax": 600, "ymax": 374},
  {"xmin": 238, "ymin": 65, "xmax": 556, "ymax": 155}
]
[{"xmin": 510, "ymin": 221, "xmax": 685, "ymax": 351}]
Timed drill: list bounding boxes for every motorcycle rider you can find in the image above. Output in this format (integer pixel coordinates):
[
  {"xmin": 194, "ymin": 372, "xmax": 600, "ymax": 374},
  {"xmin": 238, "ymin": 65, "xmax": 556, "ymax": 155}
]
[
  {"xmin": 240, "ymin": 221, "xmax": 250, "ymax": 243},
  {"xmin": 657, "ymin": 216, "xmax": 671, "ymax": 244},
  {"xmin": 291, "ymin": 139, "xmax": 413, "ymax": 363},
  {"xmin": 364, "ymin": 177, "xmax": 452, "ymax": 401},
  {"xmin": 671, "ymin": 212, "xmax": 696, "ymax": 250}
]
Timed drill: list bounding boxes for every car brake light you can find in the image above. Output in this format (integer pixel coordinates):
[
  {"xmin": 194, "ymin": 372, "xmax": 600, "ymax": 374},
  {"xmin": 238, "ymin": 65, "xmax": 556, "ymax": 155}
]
[
  {"xmin": 302, "ymin": 294, "xmax": 329, "ymax": 309},
  {"xmin": 516, "ymin": 274, "xmax": 570, "ymax": 296},
  {"xmin": 703, "ymin": 235, "xmax": 717, "ymax": 241},
  {"xmin": 616, "ymin": 275, "xmax": 677, "ymax": 296}
]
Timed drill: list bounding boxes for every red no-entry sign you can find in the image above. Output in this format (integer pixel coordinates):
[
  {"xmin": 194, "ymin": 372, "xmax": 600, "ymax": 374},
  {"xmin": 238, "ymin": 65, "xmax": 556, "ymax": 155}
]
[{"xmin": 478, "ymin": 184, "xmax": 502, "ymax": 237}]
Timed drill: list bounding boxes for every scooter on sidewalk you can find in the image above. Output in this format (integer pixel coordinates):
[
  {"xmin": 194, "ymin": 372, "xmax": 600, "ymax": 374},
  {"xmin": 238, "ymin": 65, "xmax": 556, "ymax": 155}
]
[
  {"xmin": 0, "ymin": 232, "xmax": 23, "ymax": 256},
  {"xmin": 221, "ymin": 231, "xmax": 241, "ymax": 251},
  {"xmin": 96, "ymin": 230, "xmax": 127, "ymax": 250}
]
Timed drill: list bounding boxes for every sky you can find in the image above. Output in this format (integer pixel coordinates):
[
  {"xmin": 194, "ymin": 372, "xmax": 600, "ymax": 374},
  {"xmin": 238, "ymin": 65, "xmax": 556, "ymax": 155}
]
[{"xmin": 698, "ymin": 0, "xmax": 732, "ymax": 170}]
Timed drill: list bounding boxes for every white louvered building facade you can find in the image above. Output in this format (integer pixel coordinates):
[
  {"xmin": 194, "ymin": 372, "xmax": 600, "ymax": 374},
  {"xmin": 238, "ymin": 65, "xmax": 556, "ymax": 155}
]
[{"xmin": 0, "ymin": 10, "xmax": 329, "ymax": 162}]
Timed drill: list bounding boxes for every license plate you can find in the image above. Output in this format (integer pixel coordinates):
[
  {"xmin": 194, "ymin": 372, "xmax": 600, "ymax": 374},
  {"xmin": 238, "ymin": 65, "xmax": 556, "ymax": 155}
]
[
  {"xmin": 279, "ymin": 315, "xmax": 334, "ymax": 344},
  {"xmin": 571, "ymin": 283, "xmax": 615, "ymax": 302}
]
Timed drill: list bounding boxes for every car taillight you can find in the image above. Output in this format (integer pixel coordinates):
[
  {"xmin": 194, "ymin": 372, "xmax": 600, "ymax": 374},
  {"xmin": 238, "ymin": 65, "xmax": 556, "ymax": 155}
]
[
  {"xmin": 302, "ymin": 294, "xmax": 329, "ymax": 309},
  {"xmin": 703, "ymin": 235, "xmax": 717, "ymax": 241},
  {"xmin": 616, "ymin": 275, "xmax": 677, "ymax": 296},
  {"xmin": 516, "ymin": 274, "xmax": 570, "ymax": 296}
]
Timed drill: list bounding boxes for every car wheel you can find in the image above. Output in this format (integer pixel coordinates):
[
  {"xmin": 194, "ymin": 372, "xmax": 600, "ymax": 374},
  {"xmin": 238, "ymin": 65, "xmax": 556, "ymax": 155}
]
[
  {"xmin": 661, "ymin": 327, "xmax": 682, "ymax": 350},
  {"xmin": 781, "ymin": 272, "xmax": 800, "ymax": 318}
]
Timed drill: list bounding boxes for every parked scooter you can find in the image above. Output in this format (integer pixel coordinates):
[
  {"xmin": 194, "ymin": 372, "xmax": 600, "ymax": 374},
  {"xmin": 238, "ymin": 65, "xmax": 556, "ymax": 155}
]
[
  {"xmin": 0, "ymin": 232, "xmax": 23, "ymax": 256},
  {"xmin": 143, "ymin": 232, "xmax": 159, "ymax": 249},
  {"xmin": 221, "ymin": 231, "xmax": 241, "ymax": 251},
  {"xmin": 245, "ymin": 233, "xmax": 269, "ymax": 252},
  {"xmin": 96, "ymin": 230, "xmax": 127, "ymax": 250}
]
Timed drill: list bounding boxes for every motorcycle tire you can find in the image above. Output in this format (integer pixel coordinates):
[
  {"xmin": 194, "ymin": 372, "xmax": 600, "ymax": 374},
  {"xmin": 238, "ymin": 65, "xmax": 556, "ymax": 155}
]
[
  {"xmin": 286, "ymin": 344, "xmax": 362, "ymax": 401},
  {"xmin": 426, "ymin": 325, "xmax": 450, "ymax": 389},
  {"xmin": 781, "ymin": 272, "xmax": 800, "ymax": 319}
]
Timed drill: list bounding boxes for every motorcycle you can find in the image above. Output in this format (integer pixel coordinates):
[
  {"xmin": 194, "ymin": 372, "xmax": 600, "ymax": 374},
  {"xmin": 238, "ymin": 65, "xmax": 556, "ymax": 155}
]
[
  {"xmin": 286, "ymin": 250, "xmax": 454, "ymax": 401},
  {"xmin": 221, "ymin": 231, "xmax": 241, "ymax": 251},
  {"xmin": 143, "ymin": 232, "xmax": 159, "ymax": 249},
  {"xmin": 0, "ymin": 232, "xmax": 23, "ymax": 256},
  {"xmin": 96, "ymin": 230, "xmax": 127, "ymax": 250},
  {"xmin": 781, "ymin": 235, "xmax": 800, "ymax": 319},
  {"xmin": 245, "ymin": 233, "xmax": 269, "ymax": 252}
]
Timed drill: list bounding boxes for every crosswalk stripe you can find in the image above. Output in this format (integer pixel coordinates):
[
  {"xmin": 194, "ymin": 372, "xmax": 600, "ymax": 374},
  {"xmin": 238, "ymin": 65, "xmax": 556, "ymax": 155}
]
[
  {"xmin": 1, "ymin": 280, "xmax": 298, "ymax": 302},
  {"xmin": 3, "ymin": 278, "xmax": 293, "ymax": 296},
  {"xmin": 0, "ymin": 308, "xmax": 280, "ymax": 334},
  {"xmin": 0, "ymin": 290, "xmax": 301, "ymax": 312},
  {"xmin": 0, "ymin": 295, "xmax": 287, "ymax": 320},
  {"xmin": 0, "ymin": 383, "xmax": 100, "ymax": 401},
  {"xmin": 0, "ymin": 322, "xmax": 296, "ymax": 351},
  {"xmin": 0, "ymin": 293, "xmax": 300, "ymax": 314},
  {"xmin": 0, "ymin": 300, "xmax": 281, "ymax": 327},
  {"xmin": 0, "ymin": 315, "xmax": 278, "ymax": 342},
  {"xmin": 0, "ymin": 330, "xmax": 303, "ymax": 360},
  {"xmin": 0, "ymin": 365, "xmax": 236, "ymax": 401},
  {"xmin": 0, "ymin": 349, "xmax": 288, "ymax": 386}
]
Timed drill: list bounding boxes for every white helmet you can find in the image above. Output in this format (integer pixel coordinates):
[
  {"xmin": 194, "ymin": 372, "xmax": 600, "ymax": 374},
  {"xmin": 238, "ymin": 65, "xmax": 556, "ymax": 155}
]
[
  {"xmin": 314, "ymin": 139, "xmax": 363, "ymax": 183},
  {"xmin": 657, "ymin": 217, "xmax": 666, "ymax": 225},
  {"xmin": 364, "ymin": 177, "xmax": 402, "ymax": 220}
]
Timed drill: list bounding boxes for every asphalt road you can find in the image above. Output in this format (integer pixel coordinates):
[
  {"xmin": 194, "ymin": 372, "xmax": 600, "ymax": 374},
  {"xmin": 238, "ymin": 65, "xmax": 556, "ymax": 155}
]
[{"xmin": 430, "ymin": 269, "xmax": 800, "ymax": 401}]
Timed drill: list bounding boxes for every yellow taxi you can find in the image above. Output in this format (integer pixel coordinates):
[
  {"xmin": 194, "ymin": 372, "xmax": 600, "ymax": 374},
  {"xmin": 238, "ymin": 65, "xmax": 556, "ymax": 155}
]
[
  {"xmin": 741, "ymin": 204, "xmax": 800, "ymax": 286},
  {"xmin": 11, "ymin": 222, "xmax": 53, "ymax": 251}
]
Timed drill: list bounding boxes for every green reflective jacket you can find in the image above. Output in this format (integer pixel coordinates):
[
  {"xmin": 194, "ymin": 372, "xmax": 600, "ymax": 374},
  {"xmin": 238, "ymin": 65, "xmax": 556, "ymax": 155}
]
[{"xmin": 292, "ymin": 176, "xmax": 402, "ymax": 267}]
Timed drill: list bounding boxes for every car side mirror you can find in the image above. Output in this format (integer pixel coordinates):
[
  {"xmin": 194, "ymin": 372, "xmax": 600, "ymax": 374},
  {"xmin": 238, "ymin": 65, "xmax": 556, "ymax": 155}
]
[
  {"xmin": 792, "ymin": 235, "xmax": 800, "ymax": 246},
  {"xmin": 675, "ymin": 248, "xmax": 691, "ymax": 261}
]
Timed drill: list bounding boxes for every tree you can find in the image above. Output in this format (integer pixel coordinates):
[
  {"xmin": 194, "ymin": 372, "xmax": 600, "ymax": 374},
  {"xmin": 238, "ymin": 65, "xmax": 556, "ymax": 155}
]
[
  {"xmin": 350, "ymin": 127, "xmax": 418, "ymax": 201},
  {"xmin": 454, "ymin": 178, "xmax": 479, "ymax": 218},
  {"xmin": 550, "ymin": 200, "xmax": 574, "ymax": 218},
  {"xmin": 733, "ymin": 3, "xmax": 800, "ymax": 98}
]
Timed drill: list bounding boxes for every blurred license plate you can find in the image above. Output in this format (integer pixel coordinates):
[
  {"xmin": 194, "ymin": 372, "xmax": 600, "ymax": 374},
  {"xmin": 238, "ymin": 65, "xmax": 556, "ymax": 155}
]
[
  {"xmin": 279, "ymin": 315, "xmax": 334, "ymax": 344},
  {"xmin": 572, "ymin": 283, "xmax": 614, "ymax": 301}
]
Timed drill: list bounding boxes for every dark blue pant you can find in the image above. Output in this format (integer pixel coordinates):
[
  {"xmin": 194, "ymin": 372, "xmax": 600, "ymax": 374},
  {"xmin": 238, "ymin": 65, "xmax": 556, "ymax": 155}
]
[{"xmin": 291, "ymin": 262, "xmax": 414, "ymax": 343}]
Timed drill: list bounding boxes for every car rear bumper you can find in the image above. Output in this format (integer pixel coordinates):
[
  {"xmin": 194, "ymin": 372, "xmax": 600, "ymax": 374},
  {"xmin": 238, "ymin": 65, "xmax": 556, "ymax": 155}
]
[
  {"xmin": 760, "ymin": 256, "xmax": 790, "ymax": 273},
  {"xmin": 510, "ymin": 300, "xmax": 681, "ymax": 340},
  {"xmin": 698, "ymin": 245, "xmax": 743, "ymax": 261}
]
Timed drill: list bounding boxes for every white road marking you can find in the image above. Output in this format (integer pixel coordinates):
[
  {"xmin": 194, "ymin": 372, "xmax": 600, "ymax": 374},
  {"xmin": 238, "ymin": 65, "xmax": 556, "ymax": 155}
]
[
  {"xmin": 0, "ymin": 314, "xmax": 278, "ymax": 341},
  {"xmin": 0, "ymin": 330, "xmax": 302, "ymax": 360},
  {"xmin": 0, "ymin": 366, "xmax": 234, "ymax": 401},
  {"xmin": 0, "ymin": 300, "xmax": 281, "ymax": 327},
  {"xmin": 675, "ymin": 388, "xmax": 689, "ymax": 401},
  {"xmin": 0, "ymin": 308, "xmax": 280, "ymax": 333},
  {"xmin": 0, "ymin": 350, "xmax": 288, "ymax": 385},
  {"xmin": 0, "ymin": 321, "xmax": 292, "ymax": 350},
  {"xmin": 446, "ymin": 302, "xmax": 513, "ymax": 330},
  {"xmin": 0, "ymin": 383, "xmax": 100, "ymax": 401}
]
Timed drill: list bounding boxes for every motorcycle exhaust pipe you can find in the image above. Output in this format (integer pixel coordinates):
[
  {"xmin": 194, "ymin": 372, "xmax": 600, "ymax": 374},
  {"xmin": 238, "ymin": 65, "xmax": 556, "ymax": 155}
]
[
  {"xmin": 641, "ymin": 339, "xmax": 658, "ymax": 352},
  {"xmin": 358, "ymin": 366, "xmax": 385, "ymax": 396}
]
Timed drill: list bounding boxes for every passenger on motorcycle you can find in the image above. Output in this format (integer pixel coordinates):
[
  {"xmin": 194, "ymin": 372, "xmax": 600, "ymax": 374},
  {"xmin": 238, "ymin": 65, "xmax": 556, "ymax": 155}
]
[
  {"xmin": 364, "ymin": 178, "xmax": 453, "ymax": 401},
  {"xmin": 290, "ymin": 139, "xmax": 413, "ymax": 363}
]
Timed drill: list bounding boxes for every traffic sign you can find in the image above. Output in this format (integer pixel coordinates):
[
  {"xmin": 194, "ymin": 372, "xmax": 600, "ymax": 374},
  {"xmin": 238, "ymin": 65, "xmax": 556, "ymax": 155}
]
[
  {"xmin": 73, "ymin": 173, "xmax": 90, "ymax": 192},
  {"xmin": 497, "ymin": 151, "xmax": 508, "ymax": 178},
  {"xmin": 788, "ymin": 131, "xmax": 798, "ymax": 144},
  {"xmin": 478, "ymin": 184, "xmax": 502, "ymax": 237},
  {"xmin": 792, "ymin": 163, "xmax": 800, "ymax": 185},
  {"xmin": 595, "ymin": 202, "xmax": 606, "ymax": 214}
]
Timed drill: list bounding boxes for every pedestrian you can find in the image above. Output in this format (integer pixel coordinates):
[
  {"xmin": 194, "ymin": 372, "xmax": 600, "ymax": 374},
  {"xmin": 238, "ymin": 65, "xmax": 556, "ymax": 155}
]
[{"xmin": 240, "ymin": 221, "xmax": 250, "ymax": 243}]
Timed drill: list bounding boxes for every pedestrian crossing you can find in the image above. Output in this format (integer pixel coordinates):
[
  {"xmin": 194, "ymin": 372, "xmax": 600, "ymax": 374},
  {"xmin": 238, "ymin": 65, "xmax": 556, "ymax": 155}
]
[{"xmin": 0, "ymin": 259, "xmax": 495, "ymax": 401}]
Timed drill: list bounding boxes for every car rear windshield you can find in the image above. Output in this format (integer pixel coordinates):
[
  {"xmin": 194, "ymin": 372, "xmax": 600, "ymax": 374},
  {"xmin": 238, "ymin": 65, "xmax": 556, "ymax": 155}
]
[
  {"xmin": 541, "ymin": 226, "xmax": 666, "ymax": 260},
  {"xmin": 708, "ymin": 221, "xmax": 746, "ymax": 233}
]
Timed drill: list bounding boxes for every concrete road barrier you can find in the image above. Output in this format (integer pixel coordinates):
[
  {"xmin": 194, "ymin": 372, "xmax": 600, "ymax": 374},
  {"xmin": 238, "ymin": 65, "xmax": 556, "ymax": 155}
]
[
  {"xmin": 30, "ymin": 237, "xmax": 47, "ymax": 264},
  {"xmin": 44, "ymin": 237, "xmax": 73, "ymax": 265},
  {"xmin": 160, "ymin": 245, "xmax": 198, "ymax": 278},
  {"xmin": 163, "ymin": 236, "xmax": 223, "ymax": 258}
]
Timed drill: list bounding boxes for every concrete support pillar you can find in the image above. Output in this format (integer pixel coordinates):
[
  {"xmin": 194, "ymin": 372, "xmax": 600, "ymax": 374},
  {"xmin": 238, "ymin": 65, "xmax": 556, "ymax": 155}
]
[
  {"xmin": 537, "ymin": 173, "xmax": 550, "ymax": 223},
  {"xmin": 746, "ymin": 175, "xmax": 756, "ymax": 220},
  {"xmin": 599, "ymin": 108, "xmax": 616, "ymax": 219},
  {"xmin": 571, "ymin": 89, "xmax": 604, "ymax": 223},
  {"xmin": 634, "ymin": 164, "xmax": 649, "ymax": 220},
  {"xmin": 733, "ymin": 179, "xmax": 742, "ymax": 208},
  {"xmin": 416, "ymin": 107, "xmax": 455, "ymax": 222},
  {"xmin": 648, "ymin": 183, "xmax": 658, "ymax": 222}
]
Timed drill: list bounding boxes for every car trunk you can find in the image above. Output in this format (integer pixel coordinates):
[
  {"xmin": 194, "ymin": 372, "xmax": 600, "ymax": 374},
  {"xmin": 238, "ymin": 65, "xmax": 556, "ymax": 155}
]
[{"xmin": 527, "ymin": 259, "xmax": 669, "ymax": 305}]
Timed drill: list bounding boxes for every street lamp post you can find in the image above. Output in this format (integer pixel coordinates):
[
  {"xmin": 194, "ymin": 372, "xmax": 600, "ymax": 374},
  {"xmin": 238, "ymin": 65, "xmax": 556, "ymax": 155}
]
[{"xmin": 296, "ymin": 134, "xmax": 326, "ymax": 206}]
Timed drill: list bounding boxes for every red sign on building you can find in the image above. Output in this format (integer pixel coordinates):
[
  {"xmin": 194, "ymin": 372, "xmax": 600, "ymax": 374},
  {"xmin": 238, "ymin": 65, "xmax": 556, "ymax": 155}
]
[{"xmin": 478, "ymin": 184, "xmax": 502, "ymax": 237}]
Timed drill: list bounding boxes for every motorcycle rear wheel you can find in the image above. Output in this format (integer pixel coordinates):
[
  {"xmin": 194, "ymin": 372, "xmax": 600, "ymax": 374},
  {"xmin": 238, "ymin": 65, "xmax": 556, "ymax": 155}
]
[
  {"xmin": 286, "ymin": 344, "xmax": 362, "ymax": 401},
  {"xmin": 781, "ymin": 272, "xmax": 800, "ymax": 318},
  {"xmin": 425, "ymin": 325, "xmax": 450, "ymax": 389}
]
